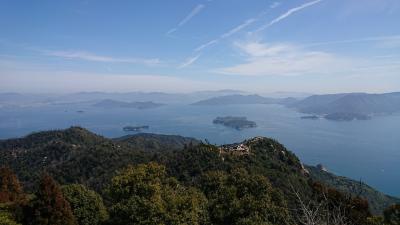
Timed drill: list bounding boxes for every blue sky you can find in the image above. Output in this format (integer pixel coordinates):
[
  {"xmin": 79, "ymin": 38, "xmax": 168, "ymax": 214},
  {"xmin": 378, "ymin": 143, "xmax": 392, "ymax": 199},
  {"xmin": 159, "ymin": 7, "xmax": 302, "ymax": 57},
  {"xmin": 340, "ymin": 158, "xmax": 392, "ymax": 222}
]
[{"xmin": 1, "ymin": 0, "xmax": 400, "ymax": 93}]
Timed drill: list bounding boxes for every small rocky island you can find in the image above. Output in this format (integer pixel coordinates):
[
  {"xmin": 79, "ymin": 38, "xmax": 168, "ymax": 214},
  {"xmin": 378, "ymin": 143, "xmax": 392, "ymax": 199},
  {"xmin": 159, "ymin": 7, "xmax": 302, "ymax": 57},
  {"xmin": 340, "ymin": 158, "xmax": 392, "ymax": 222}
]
[
  {"xmin": 213, "ymin": 116, "xmax": 257, "ymax": 130},
  {"xmin": 123, "ymin": 125, "xmax": 149, "ymax": 132}
]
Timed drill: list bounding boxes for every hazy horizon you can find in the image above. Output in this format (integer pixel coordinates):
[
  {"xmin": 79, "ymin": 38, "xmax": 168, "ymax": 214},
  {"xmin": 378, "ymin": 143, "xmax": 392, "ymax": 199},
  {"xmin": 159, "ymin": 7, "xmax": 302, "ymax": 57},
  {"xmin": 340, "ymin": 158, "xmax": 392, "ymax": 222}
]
[{"xmin": 0, "ymin": 89, "xmax": 399, "ymax": 96}]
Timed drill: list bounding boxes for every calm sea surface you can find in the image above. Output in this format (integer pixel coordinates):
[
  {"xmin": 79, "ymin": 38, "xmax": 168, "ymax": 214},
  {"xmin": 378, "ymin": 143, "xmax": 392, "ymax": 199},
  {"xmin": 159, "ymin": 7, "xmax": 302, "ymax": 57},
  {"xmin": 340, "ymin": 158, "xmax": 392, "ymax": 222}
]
[{"xmin": 1, "ymin": 103, "xmax": 399, "ymax": 197}]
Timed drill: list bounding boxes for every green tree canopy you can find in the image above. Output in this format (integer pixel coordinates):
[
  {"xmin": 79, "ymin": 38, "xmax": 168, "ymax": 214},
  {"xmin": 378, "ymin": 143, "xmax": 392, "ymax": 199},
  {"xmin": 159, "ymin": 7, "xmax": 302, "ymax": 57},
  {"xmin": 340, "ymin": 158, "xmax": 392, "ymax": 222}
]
[
  {"xmin": 62, "ymin": 184, "xmax": 108, "ymax": 225},
  {"xmin": 198, "ymin": 168, "xmax": 290, "ymax": 225},
  {"xmin": 107, "ymin": 162, "xmax": 208, "ymax": 225},
  {"xmin": 0, "ymin": 210, "xmax": 21, "ymax": 225}
]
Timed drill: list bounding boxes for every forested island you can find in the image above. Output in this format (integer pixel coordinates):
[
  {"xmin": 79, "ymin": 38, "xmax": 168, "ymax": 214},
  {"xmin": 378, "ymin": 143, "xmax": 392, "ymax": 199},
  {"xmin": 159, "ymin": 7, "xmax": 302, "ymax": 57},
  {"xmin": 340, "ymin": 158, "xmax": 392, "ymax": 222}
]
[{"xmin": 213, "ymin": 116, "xmax": 257, "ymax": 130}]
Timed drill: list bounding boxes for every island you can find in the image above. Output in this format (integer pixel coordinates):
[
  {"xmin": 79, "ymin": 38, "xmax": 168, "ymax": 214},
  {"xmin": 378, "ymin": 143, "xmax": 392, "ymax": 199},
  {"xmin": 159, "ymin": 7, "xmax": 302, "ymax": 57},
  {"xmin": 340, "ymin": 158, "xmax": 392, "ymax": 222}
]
[
  {"xmin": 213, "ymin": 116, "xmax": 257, "ymax": 130},
  {"xmin": 324, "ymin": 112, "xmax": 371, "ymax": 121},
  {"xmin": 123, "ymin": 125, "xmax": 149, "ymax": 132},
  {"xmin": 300, "ymin": 115, "xmax": 319, "ymax": 120},
  {"xmin": 289, "ymin": 92, "xmax": 400, "ymax": 121}
]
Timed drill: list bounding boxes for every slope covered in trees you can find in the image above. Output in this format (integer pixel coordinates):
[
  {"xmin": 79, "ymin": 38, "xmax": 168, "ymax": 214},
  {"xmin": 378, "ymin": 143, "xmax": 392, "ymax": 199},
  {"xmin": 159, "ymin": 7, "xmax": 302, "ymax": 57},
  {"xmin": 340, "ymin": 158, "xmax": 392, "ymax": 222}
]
[
  {"xmin": 0, "ymin": 127, "xmax": 399, "ymax": 224},
  {"xmin": 306, "ymin": 165, "xmax": 400, "ymax": 215}
]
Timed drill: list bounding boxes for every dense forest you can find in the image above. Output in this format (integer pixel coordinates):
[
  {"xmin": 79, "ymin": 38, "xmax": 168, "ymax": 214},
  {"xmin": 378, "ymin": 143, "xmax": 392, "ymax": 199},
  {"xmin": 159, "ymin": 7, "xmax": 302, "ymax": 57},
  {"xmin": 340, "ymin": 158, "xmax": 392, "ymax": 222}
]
[{"xmin": 0, "ymin": 127, "xmax": 399, "ymax": 225}]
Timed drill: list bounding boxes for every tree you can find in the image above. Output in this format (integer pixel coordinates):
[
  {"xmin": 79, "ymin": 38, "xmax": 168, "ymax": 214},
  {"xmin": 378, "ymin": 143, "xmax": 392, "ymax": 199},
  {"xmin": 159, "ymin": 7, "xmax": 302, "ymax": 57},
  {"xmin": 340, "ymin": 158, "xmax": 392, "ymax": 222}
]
[
  {"xmin": 198, "ymin": 168, "xmax": 290, "ymax": 225},
  {"xmin": 107, "ymin": 162, "xmax": 208, "ymax": 225},
  {"xmin": 26, "ymin": 174, "xmax": 77, "ymax": 225},
  {"xmin": 61, "ymin": 184, "xmax": 108, "ymax": 225},
  {"xmin": 0, "ymin": 209, "xmax": 21, "ymax": 225},
  {"xmin": 0, "ymin": 167, "xmax": 26, "ymax": 225},
  {"xmin": 293, "ymin": 182, "xmax": 372, "ymax": 225},
  {"xmin": 366, "ymin": 216, "xmax": 385, "ymax": 225},
  {"xmin": 384, "ymin": 204, "xmax": 400, "ymax": 225},
  {"xmin": 0, "ymin": 167, "xmax": 25, "ymax": 203}
]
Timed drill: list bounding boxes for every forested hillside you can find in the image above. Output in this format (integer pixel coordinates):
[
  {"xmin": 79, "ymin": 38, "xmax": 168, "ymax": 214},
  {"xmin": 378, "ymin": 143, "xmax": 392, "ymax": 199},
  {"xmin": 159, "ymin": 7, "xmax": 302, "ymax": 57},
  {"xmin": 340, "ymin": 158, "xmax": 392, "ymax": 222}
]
[{"xmin": 0, "ymin": 127, "xmax": 399, "ymax": 225}]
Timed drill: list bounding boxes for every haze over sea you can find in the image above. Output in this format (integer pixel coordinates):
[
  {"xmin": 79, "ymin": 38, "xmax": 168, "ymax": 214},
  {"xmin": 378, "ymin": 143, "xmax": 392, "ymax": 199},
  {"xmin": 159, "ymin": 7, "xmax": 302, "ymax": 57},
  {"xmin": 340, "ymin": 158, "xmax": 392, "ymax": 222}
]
[{"xmin": 1, "ymin": 103, "xmax": 399, "ymax": 197}]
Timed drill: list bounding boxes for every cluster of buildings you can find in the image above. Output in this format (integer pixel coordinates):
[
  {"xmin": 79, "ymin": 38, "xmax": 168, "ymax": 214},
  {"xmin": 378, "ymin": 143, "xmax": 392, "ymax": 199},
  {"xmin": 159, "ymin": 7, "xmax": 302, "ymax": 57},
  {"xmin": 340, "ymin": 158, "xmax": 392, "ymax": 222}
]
[{"xmin": 219, "ymin": 143, "xmax": 250, "ymax": 156}]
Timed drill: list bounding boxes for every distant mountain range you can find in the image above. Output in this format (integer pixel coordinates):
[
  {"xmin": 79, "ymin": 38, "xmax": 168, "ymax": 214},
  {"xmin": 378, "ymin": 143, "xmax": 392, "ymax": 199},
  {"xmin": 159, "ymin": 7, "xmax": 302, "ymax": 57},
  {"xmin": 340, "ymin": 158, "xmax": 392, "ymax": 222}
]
[
  {"xmin": 0, "ymin": 90, "xmax": 248, "ymax": 106},
  {"xmin": 2, "ymin": 91, "xmax": 400, "ymax": 121},
  {"xmin": 192, "ymin": 94, "xmax": 297, "ymax": 105},
  {"xmin": 93, "ymin": 99, "xmax": 164, "ymax": 109}
]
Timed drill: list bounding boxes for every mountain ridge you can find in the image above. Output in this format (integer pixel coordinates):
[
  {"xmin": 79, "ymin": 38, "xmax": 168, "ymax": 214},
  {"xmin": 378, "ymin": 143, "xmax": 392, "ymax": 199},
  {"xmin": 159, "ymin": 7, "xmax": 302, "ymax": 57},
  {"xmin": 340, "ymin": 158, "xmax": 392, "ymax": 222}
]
[
  {"xmin": 291, "ymin": 92, "xmax": 400, "ymax": 115},
  {"xmin": 0, "ymin": 127, "xmax": 397, "ymax": 215},
  {"xmin": 192, "ymin": 94, "xmax": 297, "ymax": 105}
]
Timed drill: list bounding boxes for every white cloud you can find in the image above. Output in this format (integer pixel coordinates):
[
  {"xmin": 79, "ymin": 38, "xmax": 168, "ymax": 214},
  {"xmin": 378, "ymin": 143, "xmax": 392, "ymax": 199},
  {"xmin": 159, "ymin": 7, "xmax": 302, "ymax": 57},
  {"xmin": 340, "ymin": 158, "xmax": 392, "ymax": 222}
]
[
  {"xmin": 178, "ymin": 4, "xmax": 205, "ymax": 26},
  {"xmin": 256, "ymin": 0, "xmax": 322, "ymax": 32},
  {"xmin": 43, "ymin": 50, "xmax": 161, "ymax": 66},
  {"xmin": 216, "ymin": 40, "xmax": 400, "ymax": 77},
  {"xmin": 190, "ymin": 0, "xmax": 322, "ymax": 64},
  {"xmin": 215, "ymin": 41, "xmax": 357, "ymax": 76},
  {"xmin": 234, "ymin": 41, "xmax": 295, "ymax": 57},
  {"xmin": 194, "ymin": 18, "xmax": 258, "ymax": 52},
  {"xmin": 220, "ymin": 18, "xmax": 257, "ymax": 39},
  {"xmin": 178, "ymin": 54, "xmax": 201, "ymax": 68},
  {"xmin": 165, "ymin": 28, "xmax": 178, "ymax": 36},
  {"xmin": 269, "ymin": 2, "xmax": 281, "ymax": 9},
  {"xmin": 166, "ymin": 4, "xmax": 205, "ymax": 35},
  {"xmin": 194, "ymin": 40, "xmax": 219, "ymax": 52}
]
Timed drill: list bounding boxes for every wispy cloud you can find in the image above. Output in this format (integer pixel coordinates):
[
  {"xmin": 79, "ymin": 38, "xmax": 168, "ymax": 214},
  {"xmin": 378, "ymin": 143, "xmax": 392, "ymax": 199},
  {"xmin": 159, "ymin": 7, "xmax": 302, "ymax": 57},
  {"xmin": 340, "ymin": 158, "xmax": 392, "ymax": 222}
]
[
  {"xmin": 214, "ymin": 40, "xmax": 365, "ymax": 76},
  {"xmin": 192, "ymin": 0, "xmax": 322, "ymax": 57},
  {"xmin": 185, "ymin": 8, "xmax": 271, "ymax": 67},
  {"xmin": 194, "ymin": 40, "xmax": 219, "ymax": 52},
  {"xmin": 221, "ymin": 18, "xmax": 257, "ymax": 39},
  {"xmin": 166, "ymin": 4, "xmax": 205, "ymax": 35},
  {"xmin": 178, "ymin": 54, "xmax": 201, "ymax": 68},
  {"xmin": 187, "ymin": 18, "xmax": 259, "ymax": 66},
  {"xmin": 194, "ymin": 18, "xmax": 258, "ymax": 52},
  {"xmin": 178, "ymin": 4, "xmax": 205, "ymax": 26},
  {"xmin": 43, "ymin": 50, "xmax": 162, "ymax": 66},
  {"xmin": 304, "ymin": 35, "xmax": 400, "ymax": 48},
  {"xmin": 234, "ymin": 41, "xmax": 295, "ymax": 57},
  {"xmin": 256, "ymin": 0, "xmax": 322, "ymax": 32},
  {"xmin": 269, "ymin": 1, "xmax": 281, "ymax": 9}
]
